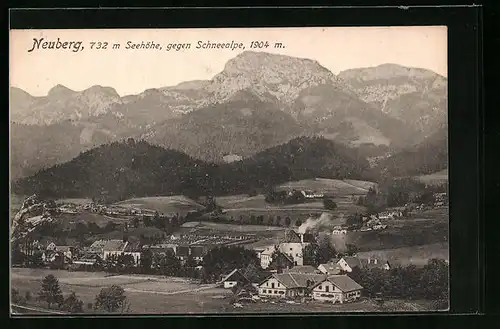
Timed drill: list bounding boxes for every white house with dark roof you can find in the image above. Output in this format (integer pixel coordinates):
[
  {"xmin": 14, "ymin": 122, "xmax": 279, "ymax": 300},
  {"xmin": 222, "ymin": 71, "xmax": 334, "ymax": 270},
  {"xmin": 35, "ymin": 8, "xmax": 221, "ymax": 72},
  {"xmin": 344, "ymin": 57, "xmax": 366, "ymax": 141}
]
[
  {"xmin": 221, "ymin": 269, "xmax": 250, "ymax": 289},
  {"xmin": 317, "ymin": 259, "xmax": 342, "ymax": 275},
  {"xmin": 258, "ymin": 273, "xmax": 326, "ymax": 298},
  {"xmin": 311, "ymin": 275, "xmax": 363, "ymax": 303},
  {"xmin": 260, "ymin": 246, "xmax": 277, "ymax": 269},
  {"xmin": 360, "ymin": 257, "xmax": 391, "ymax": 270},
  {"xmin": 102, "ymin": 240, "xmax": 128, "ymax": 260},
  {"xmin": 337, "ymin": 256, "xmax": 363, "ymax": 273}
]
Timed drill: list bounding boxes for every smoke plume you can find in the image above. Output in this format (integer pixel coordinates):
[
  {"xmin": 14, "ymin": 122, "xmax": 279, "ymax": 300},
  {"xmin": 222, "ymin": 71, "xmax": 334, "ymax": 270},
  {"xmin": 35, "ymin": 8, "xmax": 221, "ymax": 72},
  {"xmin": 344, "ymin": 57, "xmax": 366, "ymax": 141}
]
[
  {"xmin": 330, "ymin": 233, "xmax": 347, "ymax": 254},
  {"xmin": 297, "ymin": 212, "xmax": 335, "ymax": 234},
  {"xmin": 297, "ymin": 212, "xmax": 349, "ymax": 253}
]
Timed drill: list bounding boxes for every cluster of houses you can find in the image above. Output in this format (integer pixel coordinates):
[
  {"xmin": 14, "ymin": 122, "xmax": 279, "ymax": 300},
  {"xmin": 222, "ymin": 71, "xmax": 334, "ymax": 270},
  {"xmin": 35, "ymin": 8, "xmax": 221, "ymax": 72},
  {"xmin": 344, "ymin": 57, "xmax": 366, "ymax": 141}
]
[
  {"xmin": 220, "ymin": 257, "xmax": 382, "ymax": 304},
  {"xmin": 145, "ymin": 234, "xmax": 255, "ymax": 262},
  {"xmin": 237, "ymin": 230, "xmax": 391, "ymax": 304},
  {"xmin": 20, "ymin": 231, "xmax": 259, "ymax": 270},
  {"xmin": 216, "ymin": 229, "xmax": 395, "ymax": 304}
]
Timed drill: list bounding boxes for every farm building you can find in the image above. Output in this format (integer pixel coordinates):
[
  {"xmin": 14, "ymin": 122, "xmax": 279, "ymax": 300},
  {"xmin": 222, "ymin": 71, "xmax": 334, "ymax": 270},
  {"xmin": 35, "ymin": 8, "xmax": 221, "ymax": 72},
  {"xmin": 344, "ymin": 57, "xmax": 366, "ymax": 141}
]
[
  {"xmin": 258, "ymin": 273, "xmax": 326, "ymax": 298},
  {"xmin": 276, "ymin": 230, "xmax": 313, "ymax": 266},
  {"xmin": 311, "ymin": 275, "xmax": 363, "ymax": 303},
  {"xmin": 242, "ymin": 263, "xmax": 272, "ymax": 288},
  {"xmin": 259, "ymin": 246, "xmax": 277, "ymax": 269},
  {"xmin": 55, "ymin": 246, "xmax": 74, "ymax": 261},
  {"xmin": 300, "ymin": 190, "xmax": 325, "ymax": 199},
  {"xmin": 377, "ymin": 211, "xmax": 403, "ymax": 219},
  {"xmin": 267, "ymin": 252, "xmax": 295, "ymax": 272},
  {"xmin": 360, "ymin": 257, "xmax": 391, "ymax": 270},
  {"xmin": 123, "ymin": 241, "xmax": 142, "ymax": 264},
  {"xmin": 317, "ymin": 260, "xmax": 342, "ymax": 275},
  {"xmin": 102, "ymin": 239, "xmax": 128, "ymax": 260},
  {"xmin": 337, "ymin": 257, "xmax": 363, "ymax": 273},
  {"xmin": 89, "ymin": 240, "xmax": 108, "ymax": 256},
  {"xmin": 221, "ymin": 269, "xmax": 250, "ymax": 289},
  {"xmin": 72, "ymin": 253, "xmax": 101, "ymax": 266}
]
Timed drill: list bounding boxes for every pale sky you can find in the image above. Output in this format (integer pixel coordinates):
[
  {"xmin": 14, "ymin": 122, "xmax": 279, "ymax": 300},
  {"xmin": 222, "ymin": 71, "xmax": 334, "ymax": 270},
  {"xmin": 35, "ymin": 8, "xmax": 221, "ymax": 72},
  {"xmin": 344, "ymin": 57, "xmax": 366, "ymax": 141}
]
[{"xmin": 10, "ymin": 26, "xmax": 447, "ymax": 97}]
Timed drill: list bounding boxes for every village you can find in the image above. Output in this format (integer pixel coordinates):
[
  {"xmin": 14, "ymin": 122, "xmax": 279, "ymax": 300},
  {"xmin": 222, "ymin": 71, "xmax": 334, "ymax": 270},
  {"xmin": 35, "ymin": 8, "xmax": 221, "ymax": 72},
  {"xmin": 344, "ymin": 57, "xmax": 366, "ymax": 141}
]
[{"xmin": 11, "ymin": 186, "xmax": 449, "ymax": 312}]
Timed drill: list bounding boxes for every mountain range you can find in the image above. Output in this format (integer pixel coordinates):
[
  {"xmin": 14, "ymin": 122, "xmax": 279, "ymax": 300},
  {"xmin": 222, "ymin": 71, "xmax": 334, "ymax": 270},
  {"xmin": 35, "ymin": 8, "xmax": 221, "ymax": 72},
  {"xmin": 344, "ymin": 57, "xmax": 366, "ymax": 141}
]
[{"xmin": 10, "ymin": 51, "xmax": 448, "ymax": 181}]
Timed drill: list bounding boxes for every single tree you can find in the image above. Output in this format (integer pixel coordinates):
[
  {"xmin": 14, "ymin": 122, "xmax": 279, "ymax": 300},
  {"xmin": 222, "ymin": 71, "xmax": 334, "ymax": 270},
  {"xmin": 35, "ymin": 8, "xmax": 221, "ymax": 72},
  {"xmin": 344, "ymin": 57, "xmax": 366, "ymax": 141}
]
[
  {"xmin": 94, "ymin": 285, "xmax": 128, "ymax": 313},
  {"xmin": 267, "ymin": 215, "xmax": 274, "ymax": 226},
  {"xmin": 140, "ymin": 248, "xmax": 153, "ymax": 274},
  {"xmin": 295, "ymin": 219, "xmax": 303, "ymax": 227},
  {"xmin": 104, "ymin": 221, "xmax": 118, "ymax": 232},
  {"xmin": 157, "ymin": 251, "xmax": 182, "ymax": 277},
  {"xmin": 62, "ymin": 292, "xmax": 84, "ymax": 313},
  {"xmin": 131, "ymin": 217, "xmax": 140, "ymax": 228},
  {"xmin": 143, "ymin": 216, "xmax": 152, "ymax": 227},
  {"xmin": 323, "ymin": 199, "xmax": 337, "ymax": 210},
  {"xmin": 11, "ymin": 243, "xmax": 26, "ymax": 265},
  {"xmin": 116, "ymin": 254, "xmax": 136, "ymax": 274},
  {"xmin": 346, "ymin": 244, "xmax": 358, "ymax": 256},
  {"xmin": 284, "ymin": 217, "xmax": 291, "ymax": 227},
  {"xmin": 38, "ymin": 274, "xmax": 64, "ymax": 309}
]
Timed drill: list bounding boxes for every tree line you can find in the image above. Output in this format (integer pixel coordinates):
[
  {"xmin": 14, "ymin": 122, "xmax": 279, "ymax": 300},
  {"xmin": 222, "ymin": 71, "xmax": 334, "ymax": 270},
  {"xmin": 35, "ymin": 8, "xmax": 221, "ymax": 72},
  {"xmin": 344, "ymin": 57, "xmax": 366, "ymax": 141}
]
[{"xmin": 348, "ymin": 258, "xmax": 449, "ymax": 302}]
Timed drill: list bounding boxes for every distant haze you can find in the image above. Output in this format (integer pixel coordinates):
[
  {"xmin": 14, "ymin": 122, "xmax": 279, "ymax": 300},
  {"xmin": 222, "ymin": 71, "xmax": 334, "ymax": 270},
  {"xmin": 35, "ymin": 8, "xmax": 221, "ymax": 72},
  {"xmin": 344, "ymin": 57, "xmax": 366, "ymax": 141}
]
[{"xmin": 10, "ymin": 27, "xmax": 447, "ymax": 96}]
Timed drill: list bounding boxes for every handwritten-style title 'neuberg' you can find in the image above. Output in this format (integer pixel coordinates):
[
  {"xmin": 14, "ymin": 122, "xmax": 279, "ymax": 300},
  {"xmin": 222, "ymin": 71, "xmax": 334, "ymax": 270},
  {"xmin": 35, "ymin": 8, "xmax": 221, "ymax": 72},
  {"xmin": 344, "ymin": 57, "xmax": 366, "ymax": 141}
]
[{"xmin": 27, "ymin": 38, "xmax": 285, "ymax": 53}]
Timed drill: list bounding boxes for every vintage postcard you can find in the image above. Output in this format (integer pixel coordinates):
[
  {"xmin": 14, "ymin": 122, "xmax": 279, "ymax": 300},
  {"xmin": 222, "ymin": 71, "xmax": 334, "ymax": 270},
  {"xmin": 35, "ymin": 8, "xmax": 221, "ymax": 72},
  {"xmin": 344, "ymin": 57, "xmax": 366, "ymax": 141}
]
[{"xmin": 10, "ymin": 26, "xmax": 449, "ymax": 315}]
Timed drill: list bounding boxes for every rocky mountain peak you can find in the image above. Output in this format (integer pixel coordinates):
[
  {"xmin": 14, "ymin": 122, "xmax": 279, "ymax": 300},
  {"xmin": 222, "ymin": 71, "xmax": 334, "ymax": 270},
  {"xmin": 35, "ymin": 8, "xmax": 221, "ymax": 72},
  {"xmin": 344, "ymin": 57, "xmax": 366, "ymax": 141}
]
[
  {"xmin": 339, "ymin": 63, "xmax": 445, "ymax": 82},
  {"xmin": 82, "ymin": 85, "xmax": 121, "ymax": 98},
  {"xmin": 207, "ymin": 51, "xmax": 354, "ymax": 105},
  {"xmin": 47, "ymin": 84, "xmax": 75, "ymax": 98}
]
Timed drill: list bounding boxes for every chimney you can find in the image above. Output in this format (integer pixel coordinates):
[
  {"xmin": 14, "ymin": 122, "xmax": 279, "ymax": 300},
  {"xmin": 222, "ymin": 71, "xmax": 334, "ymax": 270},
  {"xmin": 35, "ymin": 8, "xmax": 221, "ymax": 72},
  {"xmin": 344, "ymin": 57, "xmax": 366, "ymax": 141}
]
[
  {"xmin": 300, "ymin": 233, "xmax": 304, "ymax": 243},
  {"xmin": 374, "ymin": 259, "xmax": 378, "ymax": 265}
]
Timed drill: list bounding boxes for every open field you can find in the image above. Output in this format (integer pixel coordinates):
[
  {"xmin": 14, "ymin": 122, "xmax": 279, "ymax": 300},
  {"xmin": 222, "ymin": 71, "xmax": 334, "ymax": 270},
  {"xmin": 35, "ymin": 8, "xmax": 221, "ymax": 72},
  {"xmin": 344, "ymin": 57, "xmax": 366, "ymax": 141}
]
[
  {"xmin": 217, "ymin": 194, "xmax": 366, "ymax": 224},
  {"xmin": 11, "ymin": 268, "xmax": 439, "ymax": 314},
  {"xmin": 349, "ymin": 208, "xmax": 449, "ymax": 252},
  {"xmin": 275, "ymin": 178, "xmax": 376, "ymax": 195},
  {"xmin": 115, "ymin": 196, "xmax": 205, "ymax": 215},
  {"xmin": 57, "ymin": 211, "xmax": 129, "ymax": 229},
  {"xmin": 357, "ymin": 243, "xmax": 449, "ymax": 266}
]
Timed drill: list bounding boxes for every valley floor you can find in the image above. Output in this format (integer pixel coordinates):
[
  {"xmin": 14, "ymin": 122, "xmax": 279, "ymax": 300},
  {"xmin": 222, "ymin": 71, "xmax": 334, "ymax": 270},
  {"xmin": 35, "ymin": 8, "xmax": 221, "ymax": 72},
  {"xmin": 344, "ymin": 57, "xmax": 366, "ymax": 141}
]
[{"xmin": 11, "ymin": 268, "xmax": 441, "ymax": 315}]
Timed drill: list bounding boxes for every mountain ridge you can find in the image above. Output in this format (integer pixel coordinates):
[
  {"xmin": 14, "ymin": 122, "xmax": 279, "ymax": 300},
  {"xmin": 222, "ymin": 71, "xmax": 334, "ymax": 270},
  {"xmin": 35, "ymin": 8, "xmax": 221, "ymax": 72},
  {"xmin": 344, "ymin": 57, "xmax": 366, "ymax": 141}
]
[{"xmin": 12, "ymin": 137, "xmax": 375, "ymax": 201}]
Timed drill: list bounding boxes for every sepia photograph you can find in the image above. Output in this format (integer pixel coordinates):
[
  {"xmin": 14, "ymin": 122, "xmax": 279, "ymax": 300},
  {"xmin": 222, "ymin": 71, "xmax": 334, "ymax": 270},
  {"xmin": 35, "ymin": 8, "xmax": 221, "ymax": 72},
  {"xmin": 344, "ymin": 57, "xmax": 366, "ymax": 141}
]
[{"xmin": 10, "ymin": 26, "xmax": 449, "ymax": 315}]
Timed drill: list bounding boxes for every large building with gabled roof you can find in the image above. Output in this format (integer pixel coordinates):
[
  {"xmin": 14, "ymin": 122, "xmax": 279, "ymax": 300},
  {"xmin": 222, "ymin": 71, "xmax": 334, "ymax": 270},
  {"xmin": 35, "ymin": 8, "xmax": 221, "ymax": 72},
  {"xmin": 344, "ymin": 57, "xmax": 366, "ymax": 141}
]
[{"xmin": 311, "ymin": 275, "xmax": 363, "ymax": 303}]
